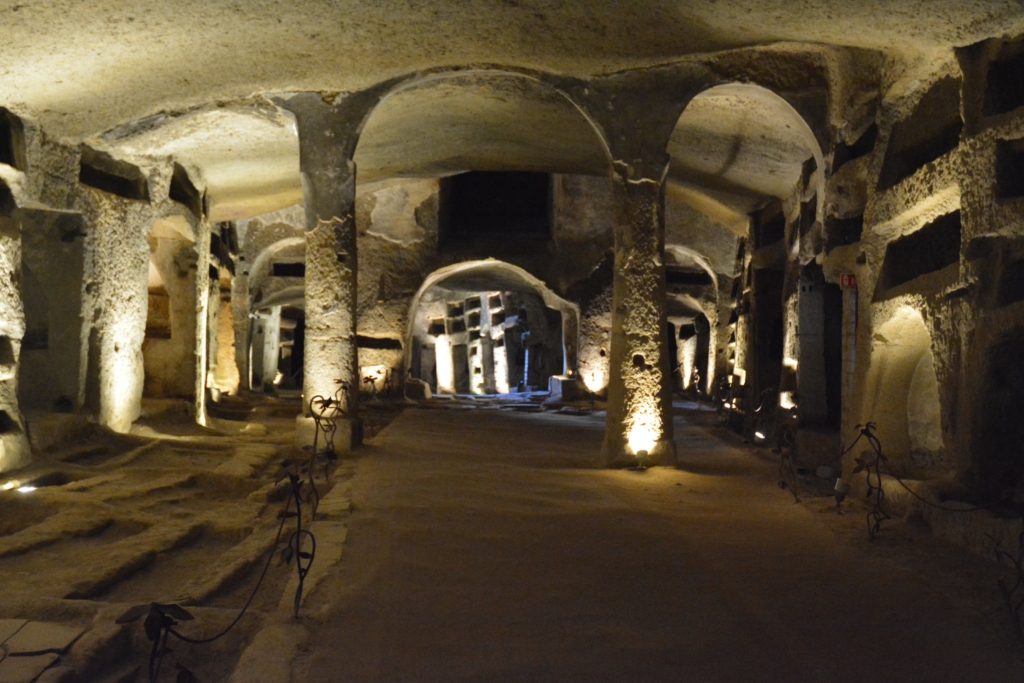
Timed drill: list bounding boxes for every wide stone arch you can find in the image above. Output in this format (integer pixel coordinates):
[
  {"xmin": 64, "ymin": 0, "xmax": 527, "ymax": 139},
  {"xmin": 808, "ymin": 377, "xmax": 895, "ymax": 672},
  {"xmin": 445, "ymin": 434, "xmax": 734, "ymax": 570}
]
[
  {"xmin": 665, "ymin": 245, "xmax": 719, "ymax": 296},
  {"xmin": 350, "ymin": 66, "xmax": 614, "ymax": 181},
  {"xmin": 666, "ymin": 81, "xmax": 826, "ymax": 231}
]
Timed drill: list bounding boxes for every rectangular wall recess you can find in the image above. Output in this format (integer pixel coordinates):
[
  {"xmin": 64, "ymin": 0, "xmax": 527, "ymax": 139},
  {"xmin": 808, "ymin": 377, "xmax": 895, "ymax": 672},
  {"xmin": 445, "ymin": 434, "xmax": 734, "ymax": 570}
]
[
  {"xmin": 882, "ymin": 210, "xmax": 962, "ymax": 290},
  {"xmin": 878, "ymin": 78, "xmax": 963, "ymax": 192},
  {"xmin": 996, "ymin": 138, "xmax": 1024, "ymax": 200}
]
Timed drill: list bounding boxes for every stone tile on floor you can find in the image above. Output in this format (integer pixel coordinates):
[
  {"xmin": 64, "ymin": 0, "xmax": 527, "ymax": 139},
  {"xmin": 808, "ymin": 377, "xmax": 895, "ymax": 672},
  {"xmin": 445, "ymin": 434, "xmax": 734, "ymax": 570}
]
[
  {"xmin": 32, "ymin": 666, "xmax": 73, "ymax": 683},
  {"xmin": 3, "ymin": 623, "xmax": 84, "ymax": 656},
  {"xmin": 0, "ymin": 621, "xmax": 27, "ymax": 647},
  {"xmin": 0, "ymin": 653, "xmax": 59, "ymax": 683},
  {"xmin": 316, "ymin": 488, "xmax": 351, "ymax": 519}
]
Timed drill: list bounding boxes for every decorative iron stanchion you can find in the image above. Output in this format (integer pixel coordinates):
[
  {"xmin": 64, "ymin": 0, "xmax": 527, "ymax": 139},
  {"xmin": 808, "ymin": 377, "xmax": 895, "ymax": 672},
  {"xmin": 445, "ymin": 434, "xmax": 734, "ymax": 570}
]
[
  {"xmin": 277, "ymin": 461, "xmax": 317, "ymax": 618},
  {"xmin": 990, "ymin": 529, "xmax": 1024, "ymax": 639},
  {"xmin": 117, "ymin": 380, "xmax": 359, "ymax": 679},
  {"xmin": 306, "ymin": 379, "xmax": 350, "ymax": 513},
  {"xmin": 117, "ymin": 456, "xmax": 330, "ymax": 680},
  {"xmin": 848, "ymin": 422, "xmax": 890, "ymax": 539}
]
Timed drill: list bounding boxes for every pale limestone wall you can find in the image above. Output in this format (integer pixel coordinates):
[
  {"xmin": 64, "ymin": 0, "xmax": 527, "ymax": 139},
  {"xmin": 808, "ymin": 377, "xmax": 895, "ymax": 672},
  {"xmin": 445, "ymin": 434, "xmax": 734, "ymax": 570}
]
[
  {"xmin": 211, "ymin": 300, "xmax": 240, "ymax": 395},
  {"xmin": 18, "ymin": 209, "xmax": 88, "ymax": 412},
  {"xmin": 0, "ymin": 208, "xmax": 29, "ymax": 471},
  {"xmin": 356, "ymin": 179, "xmax": 438, "ymax": 387},
  {"xmin": 80, "ymin": 189, "xmax": 152, "ymax": 433}
]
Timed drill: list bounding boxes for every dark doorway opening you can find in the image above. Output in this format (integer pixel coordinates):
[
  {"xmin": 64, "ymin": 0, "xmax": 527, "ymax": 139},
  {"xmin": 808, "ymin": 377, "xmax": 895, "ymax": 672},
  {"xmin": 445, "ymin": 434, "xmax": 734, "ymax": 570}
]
[{"xmin": 277, "ymin": 307, "xmax": 305, "ymax": 391}]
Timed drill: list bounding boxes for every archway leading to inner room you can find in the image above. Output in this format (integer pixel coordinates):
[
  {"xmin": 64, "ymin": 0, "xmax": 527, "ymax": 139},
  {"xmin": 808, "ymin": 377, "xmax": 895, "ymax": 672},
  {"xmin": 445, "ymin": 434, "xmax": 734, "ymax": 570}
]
[
  {"xmin": 666, "ymin": 81, "xmax": 827, "ymax": 430},
  {"xmin": 244, "ymin": 236, "xmax": 305, "ymax": 392},
  {"xmin": 664, "ymin": 245, "xmax": 719, "ymax": 395},
  {"xmin": 249, "ymin": 286, "xmax": 304, "ymax": 394},
  {"xmin": 405, "ymin": 260, "xmax": 579, "ymax": 396}
]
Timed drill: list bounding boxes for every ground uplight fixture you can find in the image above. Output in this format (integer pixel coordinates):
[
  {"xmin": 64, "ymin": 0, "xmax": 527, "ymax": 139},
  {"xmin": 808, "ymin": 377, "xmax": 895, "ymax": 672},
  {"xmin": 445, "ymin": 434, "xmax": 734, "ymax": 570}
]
[
  {"xmin": 16, "ymin": 485, "xmax": 36, "ymax": 493},
  {"xmin": 834, "ymin": 478, "xmax": 851, "ymax": 511},
  {"xmin": 636, "ymin": 450, "xmax": 649, "ymax": 470},
  {"xmin": 754, "ymin": 431, "xmax": 766, "ymax": 442}
]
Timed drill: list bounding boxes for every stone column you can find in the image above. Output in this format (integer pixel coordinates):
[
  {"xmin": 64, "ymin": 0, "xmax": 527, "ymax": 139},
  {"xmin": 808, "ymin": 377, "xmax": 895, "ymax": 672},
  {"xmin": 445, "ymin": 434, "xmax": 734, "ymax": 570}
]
[
  {"xmin": 603, "ymin": 163, "xmax": 676, "ymax": 466},
  {"xmin": 561, "ymin": 308, "xmax": 579, "ymax": 377},
  {"xmin": 231, "ymin": 265, "xmax": 251, "ymax": 389},
  {"xmin": 85, "ymin": 191, "xmax": 150, "ymax": 433},
  {"xmin": 260, "ymin": 306, "xmax": 282, "ymax": 391},
  {"xmin": 282, "ymin": 94, "xmax": 361, "ymax": 433},
  {"xmin": 193, "ymin": 217, "xmax": 212, "ymax": 425},
  {"xmin": 0, "ymin": 210, "xmax": 31, "ymax": 472}
]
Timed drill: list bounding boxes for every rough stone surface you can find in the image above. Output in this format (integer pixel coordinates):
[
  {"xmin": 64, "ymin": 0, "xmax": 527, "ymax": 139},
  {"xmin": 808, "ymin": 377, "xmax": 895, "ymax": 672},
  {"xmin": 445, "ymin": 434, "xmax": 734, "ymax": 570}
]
[
  {"xmin": 3, "ymin": 622, "xmax": 84, "ymax": 656},
  {"xmin": 603, "ymin": 170, "xmax": 676, "ymax": 466},
  {"xmin": 0, "ymin": 653, "xmax": 59, "ymax": 683},
  {"xmin": 0, "ymin": 621, "xmax": 26, "ymax": 646},
  {"xmin": 81, "ymin": 190, "xmax": 151, "ymax": 433}
]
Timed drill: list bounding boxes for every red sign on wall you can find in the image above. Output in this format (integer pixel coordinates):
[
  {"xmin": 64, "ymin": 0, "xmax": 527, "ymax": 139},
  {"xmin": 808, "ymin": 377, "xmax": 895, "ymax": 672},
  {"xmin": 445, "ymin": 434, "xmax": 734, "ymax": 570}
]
[{"xmin": 839, "ymin": 273, "xmax": 857, "ymax": 290}]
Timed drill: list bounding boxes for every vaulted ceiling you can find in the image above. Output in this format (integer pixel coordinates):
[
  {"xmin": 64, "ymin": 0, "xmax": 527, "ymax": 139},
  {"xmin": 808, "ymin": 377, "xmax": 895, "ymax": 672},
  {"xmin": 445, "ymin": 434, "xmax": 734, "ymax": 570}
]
[{"xmin": 3, "ymin": 1, "xmax": 1021, "ymax": 221}]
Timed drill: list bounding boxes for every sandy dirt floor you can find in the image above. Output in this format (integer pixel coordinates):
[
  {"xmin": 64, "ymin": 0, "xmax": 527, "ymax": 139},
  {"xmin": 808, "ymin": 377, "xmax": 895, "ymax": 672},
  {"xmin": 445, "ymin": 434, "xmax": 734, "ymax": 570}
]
[{"xmin": 289, "ymin": 407, "xmax": 1024, "ymax": 683}]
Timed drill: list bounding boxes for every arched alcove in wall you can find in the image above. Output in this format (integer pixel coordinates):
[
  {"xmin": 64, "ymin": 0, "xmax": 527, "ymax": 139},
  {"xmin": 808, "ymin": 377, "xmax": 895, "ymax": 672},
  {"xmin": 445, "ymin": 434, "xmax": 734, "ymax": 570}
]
[
  {"xmin": 248, "ymin": 237, "xmax": 305, "ymax": 307},
  {"xmin": 142, "ymin": 239, "xmax": 199, "ymax": 399},
  {"xmin": 244, "ymin": 237, "xmax": 305, "ymax": 391},
  {"xmin": 405, "ymin": 260, "xmax": 579, "ymax": 395},
  {"xmin": 860, "ymin": 307, "xmax": 944, "ymax": 472}
]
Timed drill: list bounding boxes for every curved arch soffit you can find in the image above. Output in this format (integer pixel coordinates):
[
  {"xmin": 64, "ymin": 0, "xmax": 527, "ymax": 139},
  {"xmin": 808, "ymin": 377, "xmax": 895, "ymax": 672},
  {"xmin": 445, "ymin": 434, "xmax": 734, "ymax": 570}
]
[
  {"xmin": 353, "ymin": 68, "xmax": 614, "ymax": 182},
  {"xmin": 669, "ymin": 82, "xmax": 825, "ymax": 223},
  {"xmin": 248, "ymin": 236, "xmax": 305, "ymax": 309},
  {"xmin": 665, "ymin": 244, "xmax": 719, "ymax": 297},
  {"xmin": 403, "ymin": 259, "xmax": 580, "ymax": 371},
  {"xmin": 253, "ymin": 285, "xmax": 305, "ymax": 312}
]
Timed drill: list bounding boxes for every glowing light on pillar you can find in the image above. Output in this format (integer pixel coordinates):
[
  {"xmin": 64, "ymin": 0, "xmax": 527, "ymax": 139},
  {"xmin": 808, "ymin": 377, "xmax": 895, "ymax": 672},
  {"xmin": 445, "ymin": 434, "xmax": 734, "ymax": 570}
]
[
  {"xmin": 583, "ymin": 366, "xmax": 606, "ymax": 394},
  {"xmin": 626, "ymin": 402, "xmax": 662, "ymax": 454},
  {"xmin": 104, "ymin": 323, "xmax": 143, "ymax": 433},
  {"xmin": 435, "ymin": 335, "xmax": 455, "ymax": 394}
]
